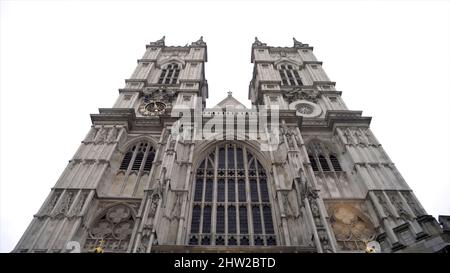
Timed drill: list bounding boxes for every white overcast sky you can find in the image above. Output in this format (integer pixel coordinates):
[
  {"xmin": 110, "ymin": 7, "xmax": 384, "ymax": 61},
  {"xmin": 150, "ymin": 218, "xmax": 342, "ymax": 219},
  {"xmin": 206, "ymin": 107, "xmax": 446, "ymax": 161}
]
[{"xmin": 1, "ymin": 0, "xmax": 449, "ymax": 252}]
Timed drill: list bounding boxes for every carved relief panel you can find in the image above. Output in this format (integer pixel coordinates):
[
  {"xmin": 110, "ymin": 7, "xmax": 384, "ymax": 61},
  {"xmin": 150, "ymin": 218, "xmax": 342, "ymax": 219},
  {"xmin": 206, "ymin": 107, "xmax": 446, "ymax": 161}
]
[
  {"xmin": 326, "ymin": 201, "xmax": 376, "ymax": 251},
  {"xmin": 83, "ymin": 202, "xmax": 139, "ymax": 253}
]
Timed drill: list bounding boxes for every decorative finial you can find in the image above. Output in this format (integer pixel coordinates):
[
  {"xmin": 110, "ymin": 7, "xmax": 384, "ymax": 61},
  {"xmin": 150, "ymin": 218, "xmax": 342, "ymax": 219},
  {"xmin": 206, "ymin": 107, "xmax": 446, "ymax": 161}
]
[
  {"xmin": 252, "ymin": 37, "xmax": 266, "ymax": 47},
  {"xmin": 227, "ymin": 91, "xmax": 232, "ymax": 97},
  {"xmin": 293, "ymin": 37, "xmax": 310, "ymax": 49},
  {"xmin": 293, "ymin": 37, "xmax": 303, "ymax": 48},
  {"xmin": 191, "ymin": 36, "xmax": 206, "ymax": 46},
  {"xmin": 150, "ymin": 36, "xmax": 165, "ymax": 47}
]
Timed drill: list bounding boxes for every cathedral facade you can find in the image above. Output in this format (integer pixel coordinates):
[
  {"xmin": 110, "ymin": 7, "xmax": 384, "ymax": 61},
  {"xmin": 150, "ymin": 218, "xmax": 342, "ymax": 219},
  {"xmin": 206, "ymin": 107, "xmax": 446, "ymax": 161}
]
[{"xmin": 13, "ymin": 37, "xmax": 449, "ymax": 253}]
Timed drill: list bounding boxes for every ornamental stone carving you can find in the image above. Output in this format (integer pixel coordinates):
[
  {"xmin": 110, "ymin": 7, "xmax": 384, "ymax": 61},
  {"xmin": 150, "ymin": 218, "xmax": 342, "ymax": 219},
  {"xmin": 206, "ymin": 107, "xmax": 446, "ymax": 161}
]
[
  {"xmin": 328, "ymin": 203, "xmax": 376, "ymax": 251},
  {"xmin": 289, "ymin": 100, "xmax": 322, "ymax": 118},
  {"xmin": 84, "ymin": 204, "xmax": 135, "ymax": 253}
]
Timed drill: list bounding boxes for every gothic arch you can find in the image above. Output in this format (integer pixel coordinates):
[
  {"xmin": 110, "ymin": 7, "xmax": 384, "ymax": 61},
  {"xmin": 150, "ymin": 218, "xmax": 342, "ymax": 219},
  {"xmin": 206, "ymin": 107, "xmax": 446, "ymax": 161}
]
[
  {"xmin": 119, "ymin": 135, "xmax": 158, "ymax": 154},
  {"xmin": 192, "ymin": 138, "xmax": 272, "ymax": 173},
  {"xmin": 273, "ymin": 58, "xmax": 301, "ymax": 68},
  {"xmin": 156, "ymin": 58, "xmax": 186, "ymax": 69},
  {"xmin": 305, "ymin": 138, "xmax": 344, "ymax": 174},
  {"xmin": 83, "ymin": 203, "xmax": 136, "ymax": 253},
  {"xmin": 112, "ymin": 136, "xmax": 158, "ymax": 197},
  {"xmin": 186, "ymin": 140, "xmax": 279, "ymax": 247},
  {"xmin": 305, "ymin": 137, "xmax": 333, "ymax": 152}
]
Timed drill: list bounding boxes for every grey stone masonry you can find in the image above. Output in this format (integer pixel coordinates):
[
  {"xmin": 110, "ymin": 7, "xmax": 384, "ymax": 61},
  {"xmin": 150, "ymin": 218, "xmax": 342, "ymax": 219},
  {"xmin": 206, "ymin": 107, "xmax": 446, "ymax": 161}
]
[{"xmin": 13, "ymin": 37, "xmax": 449, "ymax": 253}]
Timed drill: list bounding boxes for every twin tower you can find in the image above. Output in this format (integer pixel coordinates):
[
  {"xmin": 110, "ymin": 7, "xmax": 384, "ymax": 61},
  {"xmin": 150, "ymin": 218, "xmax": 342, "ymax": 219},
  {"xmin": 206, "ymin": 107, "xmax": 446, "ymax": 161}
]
[{"xmin": 14, "ymin": 37, "xmax": 449, "ymax": 253}]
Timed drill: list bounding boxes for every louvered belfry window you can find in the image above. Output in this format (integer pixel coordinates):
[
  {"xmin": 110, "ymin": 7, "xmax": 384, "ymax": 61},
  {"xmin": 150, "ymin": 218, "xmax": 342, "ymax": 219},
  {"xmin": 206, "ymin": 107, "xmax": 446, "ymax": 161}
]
[
  {"xmin": 119, "ymin": 142, "xmax": 155, "ymax": 173},
  {"xmin": 157, "ymin": 63, "xmax": 180, "ymax": 84},
  {"xmin": 278, "ymin": 64, "xmax": 303, "ymax": 86},
  {"xmin": 307, "ymin": 142, "xmax": 343, "ymax": 173},
  {"xmin": 115, "ymin": 141, "xmax": 156, "ymax": 196},
  {"xmin": 188, "ymin": 143, "xmax": 277, "ymax": 247}
]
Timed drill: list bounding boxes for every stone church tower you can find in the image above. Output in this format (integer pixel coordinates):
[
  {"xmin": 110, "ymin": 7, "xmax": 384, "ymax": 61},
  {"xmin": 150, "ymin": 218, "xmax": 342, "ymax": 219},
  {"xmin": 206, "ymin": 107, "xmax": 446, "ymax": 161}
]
[{"xmin": 13, "ymin": 37, "xmax": 449, "ymax": 253}]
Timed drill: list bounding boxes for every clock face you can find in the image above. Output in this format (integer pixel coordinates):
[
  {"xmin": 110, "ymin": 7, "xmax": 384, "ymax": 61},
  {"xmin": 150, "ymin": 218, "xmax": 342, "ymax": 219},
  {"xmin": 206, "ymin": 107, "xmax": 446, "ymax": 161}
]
[
  {"xmin": 145, "ymin": 101, "xmax": 166, "ymax": 113},
  {"xmin": 138, "ymin": 101, "xmax": 167, "ymax": 116}
]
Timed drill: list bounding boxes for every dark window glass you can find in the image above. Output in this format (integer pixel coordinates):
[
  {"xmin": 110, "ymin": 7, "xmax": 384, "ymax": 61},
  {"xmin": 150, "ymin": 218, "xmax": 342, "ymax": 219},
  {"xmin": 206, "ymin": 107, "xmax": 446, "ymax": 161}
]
[
  {"xmin": 255, "ymin": 236, "xmax": 264, "ymax": 245},
  {"xmin": 252, "ymin": 206, "xmax": 262, "ymax": 234},
  {"xmin": 228, "ymin": 179, "xmax": 235, "ymax": 202},
  {"xmin": 318, "ymin": 155, "xmax": 330, "ymax": 171},
  {"xmin": 260, "ymin": 179, "xmax": 270, "ymax": 202},
  {"xmin": 279, "ymin": 65, "xmax": 302, "ymax": 86},
  {"xmin": 189, "ymin": 144, "xmax": 277, "ymax": 246},
  {"xmin": 189, "ymin": 236, "xmax": 198, "ymax": 245},
  {"xmin": 330, "ymin": 155, "xmax": 342, "ymax": 171},
  {"xmin": 239, "ymin": 205, "xmax": 248, "ymax": 233},
  {"xmin": 280, "ymin": 70, "xmax": 289, "ymax": 85},
  {"xmin": 240, "ymin": 236, "xmax": 250, "ymax": 245},
  {"xmin": 158, "ymin": 69, "xmax": 167, "ymax": 84},
  {"xmin": 263, "ymin": 205, "xmax": 274, "ymax": 234},
  {"xmin": 204, "ymin": 179, "xmax": 213, "ymax": 202},
  {"xmin": 309, "ymin": 155, "xmax": 319, "ymax": 172},
  {"xmin": 250, "ymin": 179, "xmax": 259, "ymax": 202},
  {"xmin": 238, "ymin": 179, "xmax": 246, "ymax": 202},
  {"xmin": 267, "ymin": 236, "xmax": 277, "ymax": 245},
  {"xmin": 194, "ymin": 179, "xmax": 203, "ymax": 202},
  {"xmin": 190, "ymin": 205, "xmax": 201, "ymax": 233},
  {"xmin": 218, "ymin": 147, "xmax": 225, "ymax": 168},
  {"xmin": 217, "ymin": 179, "xmax": 225, "ymax": 202},
  {"xmin": 236, "ymin": 148, "xmax": 244, "ymax": 168},
  {"xmin": 228, "ymin": 205, "xmax": 236, "ymax": 233},
  {"xmin": 120, "ymin": 152, "xmax": 133, "ymax": 170},
  {"xmin": 131, "ymin": 152, "xmax": 144, "ymax": 170},
  {"xmin": 143, "ymin": 152, "xmax": 154, "ymax": 172},
  {"xmin": 202, "ymin": 206, "xmax": 211, "ymax": 233},
  {"xmin": 216, "ymin": 205, "xmax": 225, "ymax": 233},
  {"xmin": 227, "ymin": 146, "xmax": 234, "ymax": 169},
  {"xmin": 201, "ymin": 236, "xmax": 210, "ymax": 245},
  {"xmin": 228, "ymin": 236, "xmax": 237, "ymax": 245},
  {"xmin": 215, "ymin": 236, "xmax": 225, "ymax": 245}
]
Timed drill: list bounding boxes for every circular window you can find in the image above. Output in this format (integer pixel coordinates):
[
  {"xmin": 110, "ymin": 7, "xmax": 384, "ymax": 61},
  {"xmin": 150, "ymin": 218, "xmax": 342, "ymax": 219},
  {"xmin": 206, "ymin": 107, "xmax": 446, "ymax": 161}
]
[
  {"xmin": 296, "ymin": 103, "xmax": 314, "ymax": 115},
  {"xmin": 289, "ymin": 100, "xmax": 322, "ymax": 117}
]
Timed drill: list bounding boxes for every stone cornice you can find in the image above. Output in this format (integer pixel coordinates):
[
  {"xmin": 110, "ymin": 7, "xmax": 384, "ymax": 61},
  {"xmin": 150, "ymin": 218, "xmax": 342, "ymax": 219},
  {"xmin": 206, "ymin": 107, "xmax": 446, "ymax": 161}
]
[
  {"xmin": 301, "ymin": 110, "xmax": 372, "ymax": 130},
  {"xmin": 90, "ymin": 108, "xmax": 370, "ymax": 132}
]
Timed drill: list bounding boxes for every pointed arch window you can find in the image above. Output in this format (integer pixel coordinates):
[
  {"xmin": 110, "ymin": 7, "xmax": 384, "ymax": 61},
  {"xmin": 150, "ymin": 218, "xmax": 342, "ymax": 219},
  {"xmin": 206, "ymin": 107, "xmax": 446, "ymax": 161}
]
[
  {"xmin": 157, "ymin": 63, "xmax": 180, "ymax": 84},
  {"xmin": 307, "ymin": 142, "xmax": 343, "ymax": 173},
  {"xmin": 115, "ymin": 141, "xmax": 156, "ymax": 196},
  {"xmin": 119, "ymin": 142, "xmax": 155, "ymax": 173},
  {"xmin": 189, "ymin": 143, "xmax": 277, "ymax": 247},
  {"xmin": 278, "ymin": 64, "xmax": 303, "ymax": 86}
]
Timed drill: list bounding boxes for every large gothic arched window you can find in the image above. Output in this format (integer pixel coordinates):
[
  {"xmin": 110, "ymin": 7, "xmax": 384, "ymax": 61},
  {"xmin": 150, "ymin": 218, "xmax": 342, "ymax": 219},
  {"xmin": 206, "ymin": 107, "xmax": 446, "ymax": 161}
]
[
  {"xmin": 188, "ymin": 143, "xmax": 277, "ymax": 247},
  {"xmin": 157, "ymin": 63, "xmax": 180, "ymax": 84}
]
